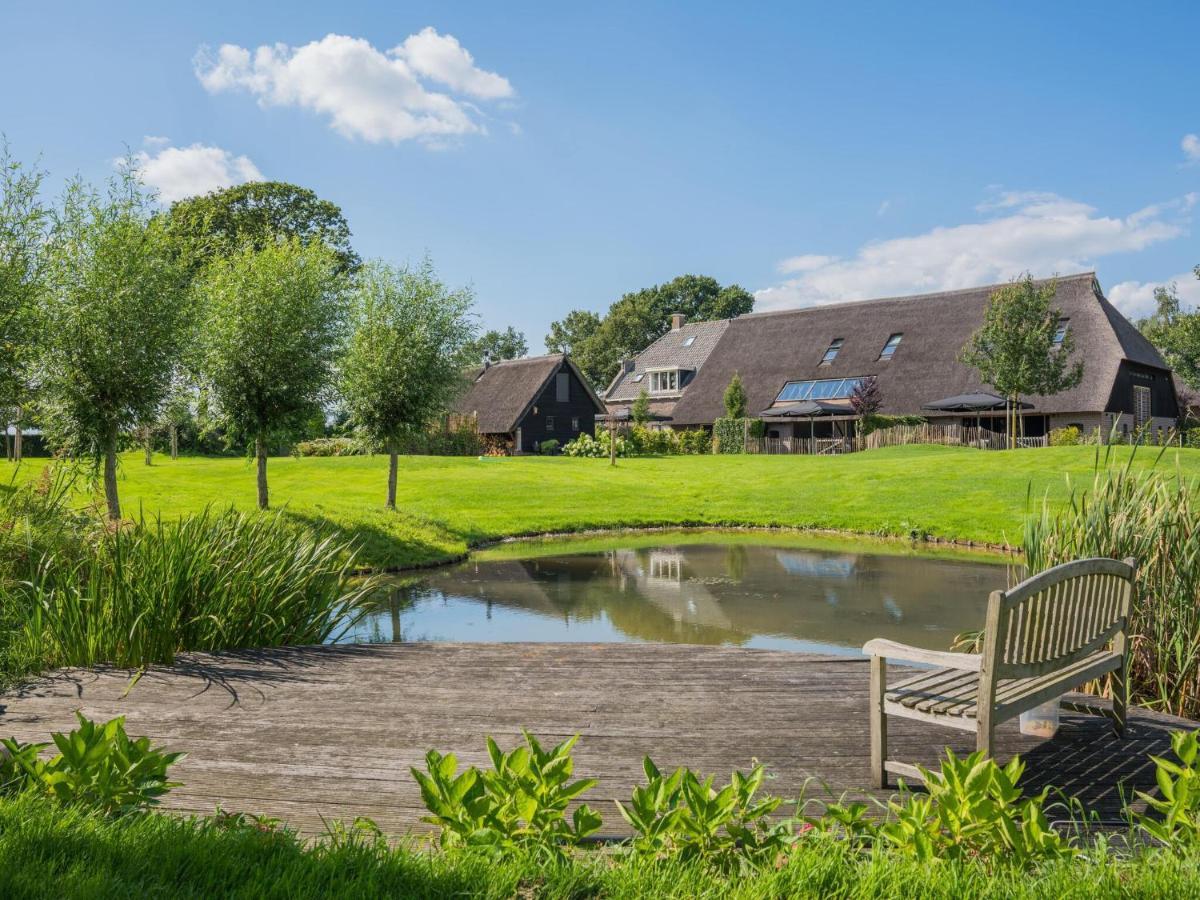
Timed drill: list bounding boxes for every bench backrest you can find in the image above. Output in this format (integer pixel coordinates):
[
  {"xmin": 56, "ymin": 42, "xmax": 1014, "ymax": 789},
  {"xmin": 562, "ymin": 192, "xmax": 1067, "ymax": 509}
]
[{"xmin": 982, "ymin": 557, "xmax": 1136, "ymax": 679}]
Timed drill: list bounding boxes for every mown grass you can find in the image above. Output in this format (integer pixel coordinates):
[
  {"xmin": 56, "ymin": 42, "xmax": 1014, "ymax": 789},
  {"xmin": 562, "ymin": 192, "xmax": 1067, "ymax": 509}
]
[
  {"xmin": 5, "ymin": 445, "xmax": 1198, "ymax": 570},
  {"xmin": 1, "ymin": 796, "xmax": 1199, "ymax": 900}
]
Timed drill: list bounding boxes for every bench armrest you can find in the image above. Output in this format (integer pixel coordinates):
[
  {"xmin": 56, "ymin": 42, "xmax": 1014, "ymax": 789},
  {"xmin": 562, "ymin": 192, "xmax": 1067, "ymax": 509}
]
[{"xmin": 862, "ymin": 638, "xmax": 982, "ymax": 671}]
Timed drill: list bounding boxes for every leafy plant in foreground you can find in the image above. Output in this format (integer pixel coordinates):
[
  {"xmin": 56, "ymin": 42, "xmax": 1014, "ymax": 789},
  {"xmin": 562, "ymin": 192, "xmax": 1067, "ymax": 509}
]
[
  {"xmin": 616, "ymin": 757, "xmax": 792, "ymax": 871},
  {"xmin": 1134, "ymin": 729, "xmax": 1200, "ymax": 852},
  {"xmin": 0, "ymin": 713, "xmax": 184, "ymax": 816},
  {"xmin": 412, "ymin": 730, "xmax": 601, "ymax": 858}
]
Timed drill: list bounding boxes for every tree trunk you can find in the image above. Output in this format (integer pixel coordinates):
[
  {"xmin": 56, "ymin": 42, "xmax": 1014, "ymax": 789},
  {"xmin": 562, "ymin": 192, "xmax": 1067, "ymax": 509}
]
[
  {"xmin": 609, "ymin": 419, "xmax": 616, "ymax": 467},
  {"xmin": 103, "ymin": 428, "xmax": 121, "ymax": 520},
  {"xmin": 14, "ymin": 421, "xmax": 22, "ymax": 463},
  {"xmin": 386, "ymin": 439, "xmax": 398, "ymax": 509},
  {"xmin": 170, "ymin": 425, "xmax": 178, "ymax": 460},
  {"xmin": 389, "ymin": 588, "xmax": 402, "ymax": 643},
  {"xmin": 255, "ymin": 433, "xmax": 269, "ymax": 510},
  {"xmin": 143, "ymin": 433, "xmax": 153, "ymax": 466}
]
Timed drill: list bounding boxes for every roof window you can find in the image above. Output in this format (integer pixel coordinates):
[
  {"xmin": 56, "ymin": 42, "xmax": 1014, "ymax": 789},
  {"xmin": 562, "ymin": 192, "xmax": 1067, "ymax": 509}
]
[
  {"xmin": 682, "ymin": 335, "xmax": 696, "ymax": 347},
  {"xmin": 878, "ymin": 333, "xmax": 903, "ymax": 361},
  {"xmin": 1052, "ymin": 318, "xmax": 1069, "ymax": 347},
  {"xmin": 820, "ymin": 338, "xmax": 844, "ymax": 365}
]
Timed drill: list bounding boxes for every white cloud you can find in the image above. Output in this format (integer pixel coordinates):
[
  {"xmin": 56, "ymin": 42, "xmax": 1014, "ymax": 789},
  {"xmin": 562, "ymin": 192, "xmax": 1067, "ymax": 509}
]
[
  {"xmin": 194, "ymin": 31, "xmax": 514, "ymax": 145},
  {"xmin": 777, "ymin": 254, "xmax": 837, "ymax": 274},
  {"xmin": 1109, "ymin": 271, "xmax": 1200, "ymax": 320},
  {"xmin": 755, "ymin": 189, "xmax": 1194, "ymax": 312},
  {"xmin": 1183, "ymin": 133, "xmax": 1200, "ymax": 164},
  {"xmin": 128, "ymin": 140, "xmax": 262, "ymax": 203}
]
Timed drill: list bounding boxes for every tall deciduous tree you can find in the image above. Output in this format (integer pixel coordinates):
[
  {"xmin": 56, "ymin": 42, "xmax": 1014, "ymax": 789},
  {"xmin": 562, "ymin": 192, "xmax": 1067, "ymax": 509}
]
[
  {"xmin": 340, "ymin": 259, "xmax": 475, "ymax": 509},
  {"xmin": 198, "ymin": 238, "xmax": 347, "ymax": 509},
  {"xmin": 0, "ymin": 139, "xmax": 50, "ymax": 462},
  {"xmin": 163, "ymin": 181, "xmax": 360, "ymax": 274},
  {"xmin": 544, "ymin": 310, "xmax": 601, "ymax": 357},
  {"xmin": 548, "ymin": 275, "xmax": 753, "ymax": 389},
  {"xmin": 464, "ymin": 326, "xmax": 527, "ymax": 363},
  {"xmin": 41, "ymin": 170, "xmax": 191, "ymax": 517},
  {"xmin": 1138, "ymin": 277, "xmax": 1200, "ymax": 390},
  {"xmin": 960, "ymin": 274, "xmax": 1083, "ymax": 447}
]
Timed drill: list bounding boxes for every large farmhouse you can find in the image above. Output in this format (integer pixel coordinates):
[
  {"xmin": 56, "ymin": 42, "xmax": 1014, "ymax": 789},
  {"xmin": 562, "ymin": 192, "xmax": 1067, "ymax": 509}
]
[
  {"xmin": 604, "ymin": 273, "xmax": 1179, "ymax": 442},
  {"xmin": 455, "ymin": 353, "xmax": 604, "ymax": 454}
]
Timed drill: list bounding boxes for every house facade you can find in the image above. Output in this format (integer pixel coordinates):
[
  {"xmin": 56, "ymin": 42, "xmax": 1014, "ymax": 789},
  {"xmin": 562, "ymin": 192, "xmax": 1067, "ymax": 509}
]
[
  {"xmin": 604, "ymin": 273, "xmax": 1179, "ymax": 442},
  {"xmin": 454, "ymin": 353, "xmax": 604, "ymax": 453}
]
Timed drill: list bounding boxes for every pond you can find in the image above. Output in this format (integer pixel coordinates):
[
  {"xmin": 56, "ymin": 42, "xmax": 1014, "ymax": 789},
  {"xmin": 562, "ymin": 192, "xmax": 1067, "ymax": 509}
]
[{"xmin": 342, "ymin": 533, "xmax": 1012, "ymax": 656}]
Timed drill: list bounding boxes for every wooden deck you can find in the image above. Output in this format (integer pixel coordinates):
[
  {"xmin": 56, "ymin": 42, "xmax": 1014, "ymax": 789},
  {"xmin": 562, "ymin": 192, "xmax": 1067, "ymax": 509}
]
[{"xmin": 0, "ymin": 643, "xmax": 1190, "ymax": 837}]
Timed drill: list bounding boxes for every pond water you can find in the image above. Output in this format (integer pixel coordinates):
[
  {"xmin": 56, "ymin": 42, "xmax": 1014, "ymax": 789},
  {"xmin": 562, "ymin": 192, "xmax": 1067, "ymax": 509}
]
[{"xmin": 342, "ymin": 534, "xmax": 1012, "ymax": 657}]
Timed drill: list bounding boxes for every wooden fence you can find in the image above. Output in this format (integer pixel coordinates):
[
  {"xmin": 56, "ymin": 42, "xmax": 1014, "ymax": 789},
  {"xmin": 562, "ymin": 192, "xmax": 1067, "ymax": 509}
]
[{"xmin": 745, "ymin": 423, "xmax": 1048, "ymax": 455}]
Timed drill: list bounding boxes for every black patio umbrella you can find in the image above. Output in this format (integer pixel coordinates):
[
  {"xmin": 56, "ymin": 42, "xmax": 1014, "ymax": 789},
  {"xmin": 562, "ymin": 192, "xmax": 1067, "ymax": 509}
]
[
  {"xmin": 759, "ymin": 399, "xmax": 852, "ymax": 447},
  {"xmin": 921, "ymin": 392, "xmax": 1033, "ymax": 442}
]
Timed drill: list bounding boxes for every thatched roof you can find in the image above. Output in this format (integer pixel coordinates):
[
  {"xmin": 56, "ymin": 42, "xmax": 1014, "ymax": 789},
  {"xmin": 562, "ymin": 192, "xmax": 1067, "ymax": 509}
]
[
  {"xmin": 454, "ymin": 354, "xmax": 603, "ymax": 434},
  {"xmin": 669, "ymin": 273, "xmax": 1166, "ymax": 425}
]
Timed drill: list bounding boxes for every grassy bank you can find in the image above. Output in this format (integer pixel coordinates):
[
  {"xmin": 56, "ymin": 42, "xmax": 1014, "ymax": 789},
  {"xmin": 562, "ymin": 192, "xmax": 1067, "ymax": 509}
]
[
  {"xmin": 0, "ymin": 795, "xmax": 1197, "ymax": 900},
  {"xmin": 4, "ymin": 445, "xmax": 1198, "ymax": 570}
]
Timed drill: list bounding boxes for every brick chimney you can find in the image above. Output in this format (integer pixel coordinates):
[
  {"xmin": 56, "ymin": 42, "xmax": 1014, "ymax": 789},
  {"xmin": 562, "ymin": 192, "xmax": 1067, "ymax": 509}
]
[{"xmin": 670, "ymin": 313, "xmax": 687, "ymax": 331}]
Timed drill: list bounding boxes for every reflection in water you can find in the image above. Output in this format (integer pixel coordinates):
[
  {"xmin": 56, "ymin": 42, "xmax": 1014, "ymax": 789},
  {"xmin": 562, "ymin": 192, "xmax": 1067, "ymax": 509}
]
[{"xmin": 341, "ymin": 543, "xmax": 1010, "ymax": 656}]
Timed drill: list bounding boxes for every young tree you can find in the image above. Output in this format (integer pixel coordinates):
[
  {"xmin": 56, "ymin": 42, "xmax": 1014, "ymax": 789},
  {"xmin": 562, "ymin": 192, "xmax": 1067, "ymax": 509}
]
[
  {"xmin": 960, "ymin": 274, "xmax": 1083, "ymax": 447},
  {"xmin": 723, "ymin": 372, "xmax": 748, "ymax": 419},
  {"xmin": 158, "ymin": 379, "xmax": 194, "ymax": 460},
  {"xmin": 1138, "ymin": 279, "xmax": 1200, "ymax": 390},
  {"xmin": 198, "ymin": 238, "xmax": 347, "ymax": 509},
  {"xmin": 0, "ymin": 140, "xmax": 50, "ymax": 463},
  {"xmin": 850, "ymin": 375, "xmax": 882, "ymax": 418},
  {"xmin": 40, "ymin": 170, "xmax": 191, "ymax": 517},
  {"xmin": 630, "ymin": 388, "xmax": 651, "ymax": 426},
  {"xmin": 340, "ymin": 259, "xmax": 475, "ymax": 509}
]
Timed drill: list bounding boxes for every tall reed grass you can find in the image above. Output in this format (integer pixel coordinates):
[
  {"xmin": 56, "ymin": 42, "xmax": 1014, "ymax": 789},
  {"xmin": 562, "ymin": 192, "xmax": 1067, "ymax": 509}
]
[
  {"xmin": 1024, "ymin": 446, "xmax": 1200, "ymax": 717},
  {"xmin": 1, "ymin": 467, "xmax": 376, "ymax": 681}
]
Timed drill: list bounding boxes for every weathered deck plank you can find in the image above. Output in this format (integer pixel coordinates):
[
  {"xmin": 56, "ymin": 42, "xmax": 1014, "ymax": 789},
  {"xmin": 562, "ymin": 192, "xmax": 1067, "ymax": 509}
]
[{"xmin": 0, "ymin": 643, "xmax": 1189, "ymax": 837}]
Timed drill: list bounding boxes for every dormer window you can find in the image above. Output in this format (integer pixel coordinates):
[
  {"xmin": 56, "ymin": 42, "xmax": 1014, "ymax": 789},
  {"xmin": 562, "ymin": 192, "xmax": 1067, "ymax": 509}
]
[
  {"xmin": 649, "ymin": 369, "xmax": 679, "ymax": 394},
  {"xmin": 878, "ymin": 333, "xmax": 903, "ymax": 361},
  {"xmin": 1052, "ymin": 318, "xmax": 1069, "ymax": 347},
  {"xmin": 820, "ymin": 338, "xmax": 844, "ymax": 365}
]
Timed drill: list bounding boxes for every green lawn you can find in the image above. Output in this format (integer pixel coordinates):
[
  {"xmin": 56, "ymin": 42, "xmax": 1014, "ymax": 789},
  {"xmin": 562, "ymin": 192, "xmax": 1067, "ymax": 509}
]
[{"xmin": 5, "ymin": 444, "xmax": 1197, "ymax": 570}]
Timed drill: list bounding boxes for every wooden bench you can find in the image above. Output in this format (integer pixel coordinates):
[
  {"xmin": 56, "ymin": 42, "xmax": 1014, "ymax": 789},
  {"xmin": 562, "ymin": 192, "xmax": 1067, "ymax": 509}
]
[{"xmin": 863, "ymin": 557, "xmax": 1136, "ymax": 787}]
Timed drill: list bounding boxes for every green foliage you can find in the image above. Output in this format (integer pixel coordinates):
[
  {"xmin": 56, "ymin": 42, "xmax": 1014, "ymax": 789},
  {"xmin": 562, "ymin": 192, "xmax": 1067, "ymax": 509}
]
[
  {"xmin": 412, "ymin": 731, "xmax": 601, "ymax": 858},
  {"xmin": 861, "ymin": 414, "xmax": 927, "ymax": 435},
  {"xmin": 40, "ymin": 167, "xmax": 193, "ymax": 516},
  {"xmin": 1, "ymin": 713, "xmax": 183, "ymax": 816},
  {"xmin": 1049, "ymin": 426, "xmax": 1081, "ymax": 447},
  {"xmin": 538, "ymin": 439, "xmax": 560, "ymax": 454},
  {"xmin": 960, "ymin": 274, "xmax": 1084, "ymax": 404},
  {"xmin": 1138, "ymin": 280, "xmax": 1200, "ymax": 390},
  {"xmin": 561, "ymin": 430, "xmax": 630, "ymax": 458},
  {"xmin": 1134, "ymin": 729, "xmax": 1200, "ymax": 852},
  {"xmin": 1024, "ymin": 450, "xmax": 1200, "ymax": 716},
  {"xmin": 630, "ymin": 388, "xmax": 651, "ymax": 426},
  {"xmin": 713, "ymin": 417, "xmax": 750, "ymax": 453},
  {"xmin": 562, "ymin": 427, "xmax": 710, "ymax": 457},
  {"xmin": 616, "ymin": 757, "xmax": 791, "ymax": 872},
  {"xmin": 464, "ymin": 326, "xmax": 527, "ymax": 363},
  {"xmin": 294, "ymin": 437, "xmax": 369, "ymax": 457},
  {"xmin": 677, "ymin": 428, "xmax": 713, "ymax": 455},
  {"xmin": 548, "ymin": 275, "xmax": 754, "ymax": 388},
  {"xmin": 162, "ymin": 181, "xmax": 360, "ymax": 274},
  {"xmin": 723, "ymin": 373, "xmax": 748, "ymax": 419},
  {"xmin": 1185, "ymin": 427, "xmax": 1200, "ymax": 449}
]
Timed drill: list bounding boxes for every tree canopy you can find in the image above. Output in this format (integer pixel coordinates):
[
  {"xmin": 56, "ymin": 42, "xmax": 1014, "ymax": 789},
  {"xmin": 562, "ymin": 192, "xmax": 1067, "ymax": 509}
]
[
  {"xmin": 960, "ymin": 275, "xmax": 1084, "ymax": 402},
  {"xmin": 340, "ymin": 259, "xmax": 475, "ymax": 508},
  {"xmin": 163, "ymin": 181, "xmax": 359, "ymax": 274},
  {"xmin": 1138, "ymin": 274, "xmax": 1200, "ymax": 390},
  {"xmin": 547, "ymin": 275, "xmax": 753, "ymax": 389},
  {"xmin": 197, "ymin": 238, "xmax": 347, "ymax": 509},
  {"xmin": 464, "ymin": 326, "xmax": 527, "ymax": 363},
  {"xmin": 40, "ymin": 170, "xmax": 193, "ymax": 517}
]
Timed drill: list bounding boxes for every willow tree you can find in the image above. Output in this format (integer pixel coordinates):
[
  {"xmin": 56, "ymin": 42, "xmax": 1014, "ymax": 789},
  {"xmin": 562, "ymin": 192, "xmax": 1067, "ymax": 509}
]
[
  {"xmin": 340, "ymin": 259, "xmax": 475, "ymax": 509},
  {"xmin": 198, "ymin": 238, "xmax": 346, "ymax": 509},
  {"xmin": 0, "ymin": 140, "xmax": 50, "ymax": 462},
  {"xmin": 41, "ymin": 170, "xmax": 191, "ymax": 518},
  {"xmin": 960, "ymin": 274, "xmax": 1083, "ymax": 447}
]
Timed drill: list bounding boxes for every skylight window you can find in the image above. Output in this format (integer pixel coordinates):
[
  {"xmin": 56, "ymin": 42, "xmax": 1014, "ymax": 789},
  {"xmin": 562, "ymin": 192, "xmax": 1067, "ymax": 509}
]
[
  {"xmin": 820, "ymin": 338, "xmax": 844, "ymax": 365},
  {"xmin": 1052, "ymin": 318, "xmax": 1069, "ymax": 347},
  {"xmin": 682, "ymin": 335, "xmax": 696, "ymax": 347},
  {"xmin": 878, "ymin": 333, "xmax": 903, "ymax": 360},
  {"xmin": 632, "ymin": 373, "xmax": 644, "ymax": 382},
  {"xmin": 776, "ymin": 377, "xmax": 865, "ymax": 403}
]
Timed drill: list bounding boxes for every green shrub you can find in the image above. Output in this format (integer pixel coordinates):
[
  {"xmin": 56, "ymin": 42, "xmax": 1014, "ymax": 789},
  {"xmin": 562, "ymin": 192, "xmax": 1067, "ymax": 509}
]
[
  {"xmin": 713, "ymin": 417, "xmax": 754, "ymax": 454},
  {"xmin": 538, "ymin": 439, "xmax": 560, "ymax": 454},
  {"xmin": 1, "ymin": 713, "xmax": 183, "ymax": 816},
  {"xmin": 561, "ymin": 431, "xmax": 630, "ymax": 458},
  {"xmin": 1185, "ymin": 427, "xmax": 1200, "ymax": 449},
  {"xmin": 1049, "ymin": 426, "xmax": 1081, "ymax": 446},
  {"xmin": 677, "ymin": 428, "xmax": 712, "ymax": 455},
  {"xmin": 412, "ymin": 730, "xmax": 601, "ymax": 858},
  {"xmin": 617, "ymin": 757, "xmax": 792, "ymax": 872},
  {"xmin": 1134, "ymin": 729, "xmax": 1200, "ymax": 852},
  {"xmin": 861, "ymin": 414, "xmax": 927, "ymax": 435},
  {"xmin": 293, "ymin": 437, "xmax": 368, "ymax": 457}
]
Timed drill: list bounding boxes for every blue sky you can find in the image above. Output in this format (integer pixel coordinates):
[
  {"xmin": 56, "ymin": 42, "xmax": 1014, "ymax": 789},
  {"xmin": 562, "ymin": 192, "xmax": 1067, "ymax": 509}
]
[{"xmin": 3, "ymin": 1, "xmax": 1198, "ymax": 349}]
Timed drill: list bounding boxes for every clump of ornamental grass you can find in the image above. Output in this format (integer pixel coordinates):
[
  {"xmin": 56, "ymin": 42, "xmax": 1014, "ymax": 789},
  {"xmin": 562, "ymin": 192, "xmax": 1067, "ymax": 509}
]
[{"xmin": 1023, "ymin": 444, "xmax": 1200, "ymax": 717}]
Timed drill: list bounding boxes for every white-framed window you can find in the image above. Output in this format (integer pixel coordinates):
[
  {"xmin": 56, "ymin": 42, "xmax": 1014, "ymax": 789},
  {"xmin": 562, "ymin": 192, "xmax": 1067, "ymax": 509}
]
[
  {"xmin": 571, "ymin": 417, "xmax": 579, "ymax": 431},
  {"xmin": 649, "ymin": 369, "xmax": 679, "ymax": 393},
  {"xmin": 1133, "ymin": 385, "xmax": 1151, "ymax": 428},
  {"xmin": 546, "ymin": 415, "xmax": 555, "ymax": 430}
]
